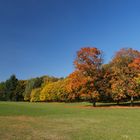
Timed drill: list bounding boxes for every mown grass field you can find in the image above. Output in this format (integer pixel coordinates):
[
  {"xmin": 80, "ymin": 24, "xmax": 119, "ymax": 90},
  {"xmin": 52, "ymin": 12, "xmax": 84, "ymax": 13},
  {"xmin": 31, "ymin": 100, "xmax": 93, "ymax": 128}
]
[{"xmin": 0, "ymin": 102, "xmax": 140, "ymax": 140}]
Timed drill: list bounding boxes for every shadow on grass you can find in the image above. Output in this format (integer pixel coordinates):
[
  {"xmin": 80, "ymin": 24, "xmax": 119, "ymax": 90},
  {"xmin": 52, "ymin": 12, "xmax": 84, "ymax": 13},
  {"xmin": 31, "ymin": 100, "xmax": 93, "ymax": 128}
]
[{"xmin": 85, "ymin": 101, "xmax": 140, "ymax": 108}]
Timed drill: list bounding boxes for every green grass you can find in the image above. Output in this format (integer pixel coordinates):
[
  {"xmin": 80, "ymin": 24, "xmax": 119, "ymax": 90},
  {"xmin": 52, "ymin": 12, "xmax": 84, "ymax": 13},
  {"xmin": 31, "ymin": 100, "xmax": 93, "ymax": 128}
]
[{"xmin": 0, "ymin": 102, "xmax": 140, "ymax": 140}]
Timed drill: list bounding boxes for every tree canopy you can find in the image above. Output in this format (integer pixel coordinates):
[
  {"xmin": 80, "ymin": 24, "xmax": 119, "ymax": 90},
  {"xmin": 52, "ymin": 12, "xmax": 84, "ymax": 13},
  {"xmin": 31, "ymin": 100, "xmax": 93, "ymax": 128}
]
[{"xmin": 0, "ymin": 47, "xmax": 140, "ymax": 106}]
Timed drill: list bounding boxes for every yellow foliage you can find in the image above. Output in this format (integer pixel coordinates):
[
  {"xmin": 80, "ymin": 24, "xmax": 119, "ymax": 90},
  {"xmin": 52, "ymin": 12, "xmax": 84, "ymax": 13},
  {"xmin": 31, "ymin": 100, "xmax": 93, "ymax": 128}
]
[
  {"xmin": 30, "ymin": 88, "xmax": 41, "ymax": 102},
  {"xmin": 40, "ymin": 79, "xmax": 68, "ymax": 102}
]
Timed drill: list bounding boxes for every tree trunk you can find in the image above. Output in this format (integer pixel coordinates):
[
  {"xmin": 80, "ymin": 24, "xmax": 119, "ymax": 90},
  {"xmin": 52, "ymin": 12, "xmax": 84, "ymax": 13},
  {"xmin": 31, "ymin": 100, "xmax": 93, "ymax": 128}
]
[
  {"xmin": 93, "ymin": 100, "xmax": 96, "ymax": 107},
  {"xmin": 130, "ymin": 96, "xmax": 134, "ymax": 107},
  {"xmin": 117, "ymin": 100, "xmax": 119, "ymax": 105}
]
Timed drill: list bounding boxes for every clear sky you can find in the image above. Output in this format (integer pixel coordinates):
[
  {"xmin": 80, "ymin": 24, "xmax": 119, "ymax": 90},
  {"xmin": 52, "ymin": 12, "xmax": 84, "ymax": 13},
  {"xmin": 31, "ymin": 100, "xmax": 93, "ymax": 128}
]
[{"xmin": 0, "ymin": 0, "xmax": 140, "ymax": 81}]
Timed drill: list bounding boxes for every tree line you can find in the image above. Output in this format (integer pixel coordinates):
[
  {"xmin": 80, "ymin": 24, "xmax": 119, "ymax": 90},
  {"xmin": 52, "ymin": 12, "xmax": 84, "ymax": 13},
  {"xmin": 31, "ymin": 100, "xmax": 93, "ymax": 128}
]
[{"xmin": 0, "ymin": 47, "xmax": 140, "ymax": 106}]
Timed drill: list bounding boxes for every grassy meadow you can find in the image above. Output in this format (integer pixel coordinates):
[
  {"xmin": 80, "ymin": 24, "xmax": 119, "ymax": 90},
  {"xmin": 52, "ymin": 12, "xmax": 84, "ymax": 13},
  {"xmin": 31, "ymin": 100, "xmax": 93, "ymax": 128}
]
[{"xmin": 0, "ymin": 102, "xmax": 140, "ymax": 140}]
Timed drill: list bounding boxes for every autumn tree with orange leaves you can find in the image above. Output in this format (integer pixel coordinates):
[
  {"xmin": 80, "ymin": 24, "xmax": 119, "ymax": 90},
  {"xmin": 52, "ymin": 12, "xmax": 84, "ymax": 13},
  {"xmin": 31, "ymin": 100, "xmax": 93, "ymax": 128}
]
[
  {"xmin": 67, "ymin": 47, "xmax": 103, "ymax": 106},
  {"xmin": 109, "ymin": 48, "xmax": 140, "ymax": 106}
]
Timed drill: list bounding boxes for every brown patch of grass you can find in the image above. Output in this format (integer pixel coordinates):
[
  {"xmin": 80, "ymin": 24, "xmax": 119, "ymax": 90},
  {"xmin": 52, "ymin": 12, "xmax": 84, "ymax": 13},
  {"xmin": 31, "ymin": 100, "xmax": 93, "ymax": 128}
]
[{"xmin": 0, "ymin": 116, "xmax": 70, "ymax": 140}]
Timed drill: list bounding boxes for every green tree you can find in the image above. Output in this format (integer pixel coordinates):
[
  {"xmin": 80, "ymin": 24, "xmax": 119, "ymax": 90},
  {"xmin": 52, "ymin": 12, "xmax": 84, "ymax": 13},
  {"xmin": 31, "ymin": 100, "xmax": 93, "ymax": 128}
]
[
  {"xmin": 24, "ymin": 77, "xmax": 43, "ymax": 101},
  {"xmin": 5, "ymin": 75, "xmax": 18, "ymax": 101},
  {"xmin": 24, "ymin": 79, "xmax": 36, "ymax": 101},
  {"xmin": 0, "ymin": 82, "xmax": 6, "ymax": 100},
  {"xmin": 14, "ymin": 80, "xmax": 26, "ymax": 101}
]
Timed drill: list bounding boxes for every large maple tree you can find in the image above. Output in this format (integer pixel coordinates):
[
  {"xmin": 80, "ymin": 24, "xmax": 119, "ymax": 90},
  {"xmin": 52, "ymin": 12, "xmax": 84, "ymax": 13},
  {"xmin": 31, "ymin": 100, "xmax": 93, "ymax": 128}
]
[{"xmin": 67, "ymin": 47, "xmax": 103, "ymax": 106}]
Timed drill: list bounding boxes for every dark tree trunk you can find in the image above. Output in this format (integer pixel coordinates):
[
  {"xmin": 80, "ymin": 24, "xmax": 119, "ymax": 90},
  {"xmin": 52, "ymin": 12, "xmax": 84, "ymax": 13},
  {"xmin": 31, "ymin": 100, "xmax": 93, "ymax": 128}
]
[
  {"xmin": 93, "ymin": 100, "xmax": 96, "ymax": 107},
  {"xmin": 117, "ymin": 100, "xmax": 119, "ymax": 105},
  {"xmin": 130, "ymin": 96, "xmax": 134, "ymax": 107}
]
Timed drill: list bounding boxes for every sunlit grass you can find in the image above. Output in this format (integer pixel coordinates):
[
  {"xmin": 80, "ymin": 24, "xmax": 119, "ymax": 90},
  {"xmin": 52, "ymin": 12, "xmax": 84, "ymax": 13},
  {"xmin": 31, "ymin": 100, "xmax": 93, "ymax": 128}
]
[{"xmin": 0, "ymin": 102, "xmax": 140, "ymax": 140}]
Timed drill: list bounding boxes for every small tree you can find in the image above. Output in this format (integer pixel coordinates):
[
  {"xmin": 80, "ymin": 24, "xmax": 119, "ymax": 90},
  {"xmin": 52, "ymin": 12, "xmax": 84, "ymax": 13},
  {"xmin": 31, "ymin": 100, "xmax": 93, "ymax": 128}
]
[
  {"xmin": 30, "ymin": 88, "xmax": 41, "ymax": 102},
  {"xmin": 14, "ymin": 80, "xmax": 26, "ymax": 101},
  {"xmin": 0, "ymin": 82, "xmax": 6, "ymax": 101}
]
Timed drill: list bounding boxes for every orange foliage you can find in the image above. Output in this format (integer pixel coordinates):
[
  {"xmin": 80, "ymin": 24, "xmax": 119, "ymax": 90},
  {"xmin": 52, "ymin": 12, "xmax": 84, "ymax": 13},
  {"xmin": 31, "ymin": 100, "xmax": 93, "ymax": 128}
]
[
  {"xmin": 129, "ymin": 58, "xmax": 140, "ymax": 70},
  {"xmin": 74, "ymin": 47, "xmax": 102, "ymax": 76},
  {"xmin": 109, "ymin": 48, "xmax": 140, "ymax": 102},
  {"xmin": 67, "ymin": 47, "xmax": 103, "ymax": 104}
]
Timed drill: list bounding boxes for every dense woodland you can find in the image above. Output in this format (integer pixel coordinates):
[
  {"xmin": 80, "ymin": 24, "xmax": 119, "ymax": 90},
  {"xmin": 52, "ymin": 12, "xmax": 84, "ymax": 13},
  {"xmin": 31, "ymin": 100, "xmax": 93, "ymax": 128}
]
[{"xmin": 0, "ymin": 47, "xmax": 140, "ymax": 106}]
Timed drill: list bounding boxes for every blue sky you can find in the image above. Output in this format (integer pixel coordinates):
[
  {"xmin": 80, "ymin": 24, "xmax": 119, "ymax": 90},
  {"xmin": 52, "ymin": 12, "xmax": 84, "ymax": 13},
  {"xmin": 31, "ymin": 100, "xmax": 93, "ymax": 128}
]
[{"xmin": 0, "ymin": 0, "xmax": 140, "ymax": 81}]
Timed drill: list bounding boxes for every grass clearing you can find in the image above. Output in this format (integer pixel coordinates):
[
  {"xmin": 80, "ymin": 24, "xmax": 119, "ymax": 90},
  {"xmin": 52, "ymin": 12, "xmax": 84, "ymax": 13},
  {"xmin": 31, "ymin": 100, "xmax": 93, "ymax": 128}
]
[{"xmin": 0, "ymin": 102, "xmax": 140, "ymax": 140}]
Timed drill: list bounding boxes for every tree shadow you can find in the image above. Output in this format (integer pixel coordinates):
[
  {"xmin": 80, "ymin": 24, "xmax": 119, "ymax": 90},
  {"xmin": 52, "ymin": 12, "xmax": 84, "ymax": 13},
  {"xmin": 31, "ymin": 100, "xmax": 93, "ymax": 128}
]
[{"xmin": 85, "ymin": 101, "xmax": 140, "ymax": 107}]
